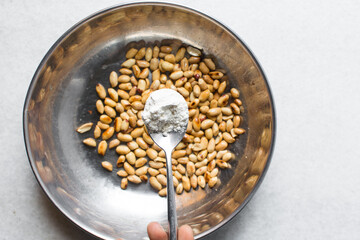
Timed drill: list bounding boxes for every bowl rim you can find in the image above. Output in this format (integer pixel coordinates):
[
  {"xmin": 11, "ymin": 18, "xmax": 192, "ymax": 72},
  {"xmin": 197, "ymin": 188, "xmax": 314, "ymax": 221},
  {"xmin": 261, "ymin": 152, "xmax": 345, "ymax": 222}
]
[{"xmin": 23, "ymin": 2, "xmax": 276, "ymax": 239}]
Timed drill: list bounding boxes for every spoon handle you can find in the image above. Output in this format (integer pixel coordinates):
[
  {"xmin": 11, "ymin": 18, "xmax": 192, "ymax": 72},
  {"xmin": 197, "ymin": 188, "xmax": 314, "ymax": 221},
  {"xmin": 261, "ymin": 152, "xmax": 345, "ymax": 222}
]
[{"xmin": 165, "ymin": 149, "xmax": 177, "ymax": 240}]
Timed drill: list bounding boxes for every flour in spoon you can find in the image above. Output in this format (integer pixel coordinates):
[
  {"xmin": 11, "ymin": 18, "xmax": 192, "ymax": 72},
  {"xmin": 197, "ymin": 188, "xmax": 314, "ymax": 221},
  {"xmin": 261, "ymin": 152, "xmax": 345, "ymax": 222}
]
[{"xmin": 143, "ymin": 89, "xmax": 188, "ymax": 136}]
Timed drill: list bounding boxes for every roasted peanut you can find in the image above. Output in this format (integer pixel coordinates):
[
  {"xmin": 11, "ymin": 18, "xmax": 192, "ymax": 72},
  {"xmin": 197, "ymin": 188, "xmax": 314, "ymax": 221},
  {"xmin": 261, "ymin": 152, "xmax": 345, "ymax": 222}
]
[
  {"xmin": 128, "ymin": 175, "xmax": 142, "ymax": 184},
  {"xmin": 150, "ymin": 176, "xmax": 162, "ymax": 191},
  {"xmin": 121, "ymin": 178, "xmax": 128, "ymax": 189},
  {"xmin": 101, "ymin": 161, "xmax": 113, "ymax": 171},
  {"xmin": 98, "ymin": 140, "xmax": 107, "ymax": 156},
  {"xmin": 83, "ymin": 138, "xmax": 96, "ymax": 147}
]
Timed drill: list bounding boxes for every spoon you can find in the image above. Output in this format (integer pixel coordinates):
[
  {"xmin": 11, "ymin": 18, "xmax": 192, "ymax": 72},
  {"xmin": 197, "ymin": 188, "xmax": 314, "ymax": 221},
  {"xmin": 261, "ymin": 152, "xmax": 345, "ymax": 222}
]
[{"xmin": 143, "ymin": 89, "xmax": 189, "ymax": 240}]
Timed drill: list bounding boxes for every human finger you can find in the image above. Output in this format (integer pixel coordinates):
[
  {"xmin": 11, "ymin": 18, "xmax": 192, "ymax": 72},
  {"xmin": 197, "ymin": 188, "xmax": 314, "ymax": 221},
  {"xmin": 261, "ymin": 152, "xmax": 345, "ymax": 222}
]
[
  {"xmin": 178, "ymin": 225, "xmax": 194, "ymax": 240},
  {"xmin": 147, "ymin": 222, "xmax": 168, "ymax": 240}
]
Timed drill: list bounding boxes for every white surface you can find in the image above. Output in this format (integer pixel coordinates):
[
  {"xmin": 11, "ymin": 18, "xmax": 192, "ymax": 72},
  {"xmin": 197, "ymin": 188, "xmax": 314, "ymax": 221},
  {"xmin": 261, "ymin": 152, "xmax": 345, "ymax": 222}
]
[{"xmin": 1, "ymin": 0, "xmax": 360, "ymax": 239}]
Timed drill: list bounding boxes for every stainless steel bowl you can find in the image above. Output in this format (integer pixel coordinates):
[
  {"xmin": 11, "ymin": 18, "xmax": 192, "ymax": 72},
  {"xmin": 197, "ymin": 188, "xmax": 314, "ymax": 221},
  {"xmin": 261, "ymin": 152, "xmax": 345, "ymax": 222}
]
[{"xmin": 23, "ymin": 3, "xmax": 275, "ymax": 239}]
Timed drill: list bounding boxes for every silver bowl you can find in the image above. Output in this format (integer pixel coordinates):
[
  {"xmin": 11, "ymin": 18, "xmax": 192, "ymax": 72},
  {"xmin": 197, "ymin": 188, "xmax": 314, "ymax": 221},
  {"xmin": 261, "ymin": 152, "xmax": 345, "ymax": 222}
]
[{"xmin": 23, "ymin": 2, "xmax": 275, "ymax": 239}]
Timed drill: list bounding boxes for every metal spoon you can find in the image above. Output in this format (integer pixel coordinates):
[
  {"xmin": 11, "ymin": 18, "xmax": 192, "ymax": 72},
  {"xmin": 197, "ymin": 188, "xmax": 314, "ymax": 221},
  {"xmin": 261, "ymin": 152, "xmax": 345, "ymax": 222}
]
[{"xmin": 143, "ymin": 89, "xmax": 189, "ymax": 240}]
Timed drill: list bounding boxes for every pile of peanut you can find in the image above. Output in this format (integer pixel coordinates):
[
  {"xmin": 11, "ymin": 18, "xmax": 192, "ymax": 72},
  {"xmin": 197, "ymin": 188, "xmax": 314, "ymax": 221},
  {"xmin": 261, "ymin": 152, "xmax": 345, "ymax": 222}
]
[{"xmin": 76, "ymin": 44, "xmax": 245, "ymax": 196}]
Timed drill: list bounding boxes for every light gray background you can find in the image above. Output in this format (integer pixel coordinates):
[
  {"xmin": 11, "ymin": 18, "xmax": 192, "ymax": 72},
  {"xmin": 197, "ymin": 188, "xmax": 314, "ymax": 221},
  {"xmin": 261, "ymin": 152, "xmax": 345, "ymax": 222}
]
[{"xmin": 1, "ymin": 0, "xmax": 359, "ymax": 239}]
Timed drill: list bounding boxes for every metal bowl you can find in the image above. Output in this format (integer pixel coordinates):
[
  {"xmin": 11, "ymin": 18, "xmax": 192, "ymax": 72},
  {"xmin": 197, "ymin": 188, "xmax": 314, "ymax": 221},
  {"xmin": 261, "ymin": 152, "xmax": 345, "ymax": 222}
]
[{"xmin": 23, "ymin": 3, "xmax": 275, "ymax": 239}]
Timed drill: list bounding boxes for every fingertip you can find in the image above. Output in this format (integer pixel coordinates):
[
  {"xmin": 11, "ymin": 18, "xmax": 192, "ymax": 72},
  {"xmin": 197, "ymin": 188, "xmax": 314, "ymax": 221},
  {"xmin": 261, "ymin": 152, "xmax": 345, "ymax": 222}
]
[
  {"xmin": 147, "ymin": 222, "xmax": 168, "ymax": 240},
  {"xmin": 178, "ymin": 225, "xmax": 194, "ymax": 240}
]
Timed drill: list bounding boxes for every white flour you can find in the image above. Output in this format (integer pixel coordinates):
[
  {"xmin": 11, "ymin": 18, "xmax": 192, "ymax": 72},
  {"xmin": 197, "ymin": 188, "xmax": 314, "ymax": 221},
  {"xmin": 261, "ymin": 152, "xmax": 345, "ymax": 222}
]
[{"xmin": 143, "ymin": 89, "xmax": 188, "ymax": 135}]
